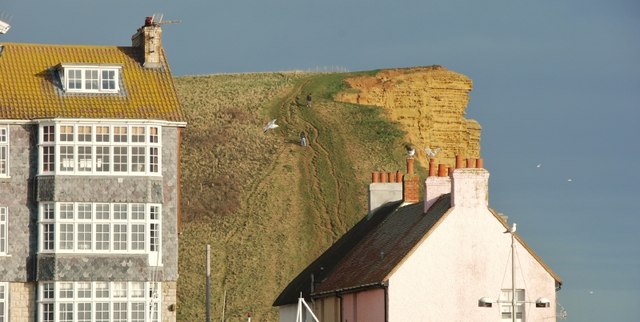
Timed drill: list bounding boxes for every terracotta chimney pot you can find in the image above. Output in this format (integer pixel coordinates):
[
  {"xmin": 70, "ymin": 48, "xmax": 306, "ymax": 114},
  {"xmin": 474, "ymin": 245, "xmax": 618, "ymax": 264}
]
[
  {"xmin": 456, "ymin": 155, "xmax": 463, "ymax": 168},
  {"xmin": 466, "ymin": 158, "xmax": 476, "ymax": 168},
  {"xmin": 438, "ymin": 164, "xmax": 447, "ymax": 177},
  {"xmin": 476, "ymin": 158, "xmax": 484, "ymax": 168}
]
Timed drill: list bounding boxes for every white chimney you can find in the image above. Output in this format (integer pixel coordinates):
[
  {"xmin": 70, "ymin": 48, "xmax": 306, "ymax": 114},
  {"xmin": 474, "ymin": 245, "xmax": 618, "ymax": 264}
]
[
  {"xmin": 424, "ymin": 161, "xmax": 452, "ymax": 213},
  {"xmin": 368, "ymin": 171, "xmax": 403, "ymax": 218},
  {"xmin": 451, "ymin": 159, "xmax": 489, "ymax": 208}
]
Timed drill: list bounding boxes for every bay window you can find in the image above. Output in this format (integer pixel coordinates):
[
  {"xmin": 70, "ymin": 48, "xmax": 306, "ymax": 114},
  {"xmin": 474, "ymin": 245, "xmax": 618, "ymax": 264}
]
[
  {"xmin": 39, "ymin": 123, "xmax": 161, "ymax": 175},
  {"xmin": 38, "ymin": 282, "xmax": 161, "ymax": 322},
  {"xmin": 39, "ymin": 202, "xmax": 162, "ymax": 261}
]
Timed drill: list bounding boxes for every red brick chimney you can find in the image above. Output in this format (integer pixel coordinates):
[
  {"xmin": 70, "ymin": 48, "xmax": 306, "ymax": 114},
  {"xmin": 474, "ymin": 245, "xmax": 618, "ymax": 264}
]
[
  {"xmin": 403, "ymin": 157, "xmax": 420, "ymax": 204},
  {"xmin": 132, "ymin": 16, "xmax": 164, "ymax": 69}
]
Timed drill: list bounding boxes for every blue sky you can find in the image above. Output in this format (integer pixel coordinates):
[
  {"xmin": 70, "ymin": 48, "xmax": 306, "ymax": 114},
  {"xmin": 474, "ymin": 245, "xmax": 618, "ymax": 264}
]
[{"xmin": 3, "ymin": 0, "xmax": 638, "ymax": 320}]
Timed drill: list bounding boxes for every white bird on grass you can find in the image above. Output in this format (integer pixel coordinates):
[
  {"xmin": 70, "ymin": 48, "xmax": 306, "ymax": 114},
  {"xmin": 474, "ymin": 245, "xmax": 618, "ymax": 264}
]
[
  {"xmin": 263, "ymin": 119, "xmax": 279, "ymax": 133},
  {"xmin": 425, "ymin": 147, "xmax": 441, "ymax": 158}
]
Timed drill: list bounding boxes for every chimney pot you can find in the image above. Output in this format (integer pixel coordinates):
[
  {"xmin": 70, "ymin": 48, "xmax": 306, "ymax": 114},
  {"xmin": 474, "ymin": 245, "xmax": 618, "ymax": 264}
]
[
  {"xmin": 396, "ymin": 171, "xmax": 403, "ymax": 182},
  {"xmin": 388, "ymin": 172, "xmax": 395, "ymax": 183},
  {"xmin": 428, "ymin": 160, "xmax": 436, "ymax": 177},
  {"xmin": 456, "ymin": 155, "xmax": 464, "ymax": 168},
  {"xmin": 438, "ymin": 164, "xmax": 447, "ymax": 177},
  {"xmin": 407, "ymin": 157, "xmax": 415, "ymax": 175},
  {"xmin": 466, "ymin": 158, "xmax": 476, "ymax": 168},
  {"xmin": 381, "ymin": 172, "xmax": 388, "ymax": 183},
  {"xmin": 372, "ymin": 172, "xmax": 379, "ymax": 183},
  {"xmin": 476, "ymin": 158, "xmax": 484, "ymax": 168}
]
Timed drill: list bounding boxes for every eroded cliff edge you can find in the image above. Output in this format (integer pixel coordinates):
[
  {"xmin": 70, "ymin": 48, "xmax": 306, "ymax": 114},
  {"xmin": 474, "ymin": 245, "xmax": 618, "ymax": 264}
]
[{"xmin": 335, "ymin": 66, "xmax": 481, "ymax": 166}]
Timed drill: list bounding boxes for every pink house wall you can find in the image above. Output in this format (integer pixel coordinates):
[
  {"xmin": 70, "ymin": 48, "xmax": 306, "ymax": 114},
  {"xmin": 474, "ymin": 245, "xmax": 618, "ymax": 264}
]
[
  {"xmin": 341, "ymin": 288, "xmax": 385, "ymax": 322},
  {"xmin": 387, "ymin": 206, "xmax": 558, "ymax": 321}
]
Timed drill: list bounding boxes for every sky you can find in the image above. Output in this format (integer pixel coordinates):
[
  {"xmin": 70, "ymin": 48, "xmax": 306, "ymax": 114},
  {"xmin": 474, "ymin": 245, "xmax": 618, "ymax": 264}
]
[{"xmin": 2, "ymin": 0, "xmax": 639, "ymax": 320}]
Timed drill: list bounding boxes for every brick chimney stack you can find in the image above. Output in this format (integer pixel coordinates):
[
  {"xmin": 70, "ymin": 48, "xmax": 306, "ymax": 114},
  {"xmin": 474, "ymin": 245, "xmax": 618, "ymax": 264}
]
[
  {"xmin": 403, "ymin": 157, "xmax": 420, "ymax": 204},
  {"xmin": 132, "ymin": 16, "xmax": 163, "ymax": 69}
]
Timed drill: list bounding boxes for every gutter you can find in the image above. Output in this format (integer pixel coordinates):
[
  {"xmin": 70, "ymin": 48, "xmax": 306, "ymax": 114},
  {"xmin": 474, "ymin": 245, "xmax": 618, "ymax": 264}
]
[{"xmin": 311, "ymin": 281, "xmax": 387, "ymax": 299}]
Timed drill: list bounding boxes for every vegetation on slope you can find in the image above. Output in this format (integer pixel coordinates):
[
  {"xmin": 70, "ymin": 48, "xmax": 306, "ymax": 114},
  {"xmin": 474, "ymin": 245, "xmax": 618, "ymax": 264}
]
[{"xmin": 175, "ymin": 71, "xmax": 419, "ymax": 321}]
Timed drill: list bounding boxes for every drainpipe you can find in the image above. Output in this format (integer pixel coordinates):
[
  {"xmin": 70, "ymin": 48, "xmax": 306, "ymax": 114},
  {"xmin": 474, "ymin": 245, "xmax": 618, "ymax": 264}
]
[
  {"xmin": 384, "ymin": 284, "xmax": 389, "ymax": 322},
  {"xmin": 337, "ymin": 294, "xmax": 343, "ymax": 322}
]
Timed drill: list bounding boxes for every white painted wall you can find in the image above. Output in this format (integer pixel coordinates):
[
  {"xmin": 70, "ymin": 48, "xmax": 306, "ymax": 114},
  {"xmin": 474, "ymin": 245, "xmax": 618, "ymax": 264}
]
[{"xmin": 387, "ymin": 206, "xmax": 557, "ymax": 321}]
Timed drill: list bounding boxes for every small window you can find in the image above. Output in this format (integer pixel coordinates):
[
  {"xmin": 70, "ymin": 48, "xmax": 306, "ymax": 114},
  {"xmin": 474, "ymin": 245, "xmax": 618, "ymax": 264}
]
[
  {"xmin": 0, "ymin": 207, "xmax": 7, "ymax": 255},
  {"xmin": 500, "ymin": 289, "xmax": 525, "ymax": 322},
  {"xmin": 0, "ymin": 283, "xmax": 8, "ymax": 322},
  {"xmin": 61, "ymin": 65, "xmax": 121, "ymax": 93},
  {"xmin": 0, "ymin": 127, "xmax": 7, "ymax": 177}
]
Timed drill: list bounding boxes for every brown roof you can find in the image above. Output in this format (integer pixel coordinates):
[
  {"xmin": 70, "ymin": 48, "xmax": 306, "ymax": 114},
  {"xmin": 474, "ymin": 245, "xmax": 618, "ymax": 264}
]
[{"xmin": 0, "ymin": 43, "xmax": 184, "ymax": 122}]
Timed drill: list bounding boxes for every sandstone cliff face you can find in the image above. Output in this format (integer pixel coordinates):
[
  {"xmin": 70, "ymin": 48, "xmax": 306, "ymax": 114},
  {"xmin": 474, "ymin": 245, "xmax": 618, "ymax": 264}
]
[{"xmin": 335, "ymin": 66, "xmax": 481, "ymax": 168}]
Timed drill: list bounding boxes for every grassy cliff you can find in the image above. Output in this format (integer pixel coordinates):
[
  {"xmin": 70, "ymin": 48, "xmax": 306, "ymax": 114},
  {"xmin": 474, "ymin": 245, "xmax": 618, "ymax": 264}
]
[{"xmin": 175, "ymin": 67, "xmax": 478, "ymax": 321}]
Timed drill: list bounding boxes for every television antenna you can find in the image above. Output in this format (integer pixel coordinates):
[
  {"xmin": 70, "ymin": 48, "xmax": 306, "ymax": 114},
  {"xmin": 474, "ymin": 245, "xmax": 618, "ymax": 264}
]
[{"xmin": 149, "ymin": 13, "xmax": 181, "ymax": 26}]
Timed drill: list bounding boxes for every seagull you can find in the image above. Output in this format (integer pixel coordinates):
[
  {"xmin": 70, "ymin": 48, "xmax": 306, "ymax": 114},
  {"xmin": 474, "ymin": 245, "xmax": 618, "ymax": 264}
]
[
  {"xmin": 405, "ymin": 145, "xmax": 416, "ymax": 157},
  {"xmin": 567, "ymin": 178, "xmax": 573, "ymax": 182},
  {"xmin": 536, "ymin": 164, "xmax": 542, "ymax": 168},
  {"xmin": 263, "ymin": 119, "xmax": 279, "ymax": 133},
  {"xmin": 425, "ymin": 147, "xmax": 441, "ymax": 158},
  {"xmin": 504, "ymin": 222, "xmax": 516, "ymax": 234}
]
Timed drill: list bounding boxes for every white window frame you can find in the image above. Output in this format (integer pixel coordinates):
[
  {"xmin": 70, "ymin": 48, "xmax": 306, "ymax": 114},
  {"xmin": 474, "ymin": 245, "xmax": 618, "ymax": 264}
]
[
  {"xmin": 38, "ymin": 281, "xmax": 161, "ymax": 322},
  {"xmin": 0, "ymin": 282, "xmax": 7, "ymax": 322},
  {"xmin": 0, "ymin": 207, "xmax": 6, "ymax": 255},
  {"xmin": 60, "ymin": 65, "xmax": 121, "ymax": 93},
  {"xmin": 38, "ymin": 123, "xmax": 162, "ymax": 176},
  {"xmin": 500, "ymin": 289, "xmax": 526, "ymax": 322},
  {"xmin": 0, "ymin": 126, "xmax": 8, "ymax": 177},
  {"xmin": 38, "ymin": 202, "xmax": 162, "ymax": 264}
]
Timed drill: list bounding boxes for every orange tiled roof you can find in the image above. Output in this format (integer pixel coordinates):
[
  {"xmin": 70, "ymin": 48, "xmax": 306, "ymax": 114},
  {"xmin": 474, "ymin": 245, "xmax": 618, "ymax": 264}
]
[{"xmin": 0, "ymin": 43, "xmax": 184, "ymax": 122}]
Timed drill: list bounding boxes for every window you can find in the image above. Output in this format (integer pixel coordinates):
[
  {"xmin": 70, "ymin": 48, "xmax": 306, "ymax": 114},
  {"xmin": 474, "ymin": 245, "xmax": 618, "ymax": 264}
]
[
  {"xmin": 0, "ymin": 127, "xmax": 7, "ymax": 177},
  {"xmin": 61, "ymin": 65, "xmax": 121, "ymax": 93},
  {"xmin": 38, "ymin": 123, "xmax": 161, "ymax": 176},
  {"xmin": 0, "ymin": 282, "xmax": 7, "ymax": 322},
  {"xmin": 500, "ymin": 289, "xmax": 525, "ymax": 322},
  {"xmin": 38, "ymin": 202, "xmax": 161, "ymax": 257},
  {"xmin": 0, "ymin": 207, "xmax": 6, "ymax": 255},
  {"xmin": 38, "ymin": 282, "xmax": 161, "ymax": 322}
]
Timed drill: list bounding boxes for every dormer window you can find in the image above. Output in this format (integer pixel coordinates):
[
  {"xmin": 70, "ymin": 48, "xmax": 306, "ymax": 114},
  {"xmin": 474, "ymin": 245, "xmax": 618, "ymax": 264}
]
[{"xmin": 59, "ymin": 64, "xmax": 121, "ymax": 93}]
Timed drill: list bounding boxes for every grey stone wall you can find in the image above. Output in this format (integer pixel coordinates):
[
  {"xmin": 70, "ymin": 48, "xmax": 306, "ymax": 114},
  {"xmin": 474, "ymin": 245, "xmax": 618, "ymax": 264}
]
[
  {"xmin": 37, "ymin": 254, "xmax": 167, "ymax": 281},
  {"xmin": 160, "ymin": 127, "xmax": 179, "ymax": 281},
  {"xmin": 0, "ymin": 124, "xmax": 37, "ymax": 281}
]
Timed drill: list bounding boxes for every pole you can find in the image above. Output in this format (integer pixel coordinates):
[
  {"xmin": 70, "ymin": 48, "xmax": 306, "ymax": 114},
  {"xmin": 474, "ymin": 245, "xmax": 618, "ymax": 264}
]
[
  {"xmin": 511, "ymin": 228, "xmax": 516, "ymax": 322},
  {"xmin": 206, "ymin": 244, "xmax": 211, "ymax": 322}
]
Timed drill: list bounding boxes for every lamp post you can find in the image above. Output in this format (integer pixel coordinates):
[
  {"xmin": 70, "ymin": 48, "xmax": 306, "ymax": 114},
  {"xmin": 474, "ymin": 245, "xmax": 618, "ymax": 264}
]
[{"xmin": 510, "ymin": 223, "xmax": 516, "ymax": 322}]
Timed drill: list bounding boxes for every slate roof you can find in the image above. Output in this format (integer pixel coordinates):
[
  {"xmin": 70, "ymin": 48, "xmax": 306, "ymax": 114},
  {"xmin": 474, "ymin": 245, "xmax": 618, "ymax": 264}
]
[
  {"xmin": 0, "ymin": 42, "xmax": 184, "ymax": 122},
  {"xmin": 274, "ymin": 194, "xmax": 562, "ymax": 306}
]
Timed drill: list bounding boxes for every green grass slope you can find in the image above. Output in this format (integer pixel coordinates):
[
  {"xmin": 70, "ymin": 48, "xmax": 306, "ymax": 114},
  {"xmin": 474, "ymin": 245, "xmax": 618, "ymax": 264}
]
[{"xmin": 175, "ymin": 71, "xmax": 423, "ymax": 321}]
